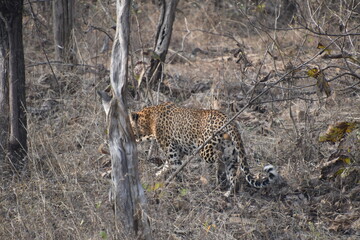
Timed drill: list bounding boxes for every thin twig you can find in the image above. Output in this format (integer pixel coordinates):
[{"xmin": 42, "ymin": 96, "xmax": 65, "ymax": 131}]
[
  {"xmin": 88, "ymin": 25, "xmax": 113, "ymax": 41},
  {"xmin": 27, "ymin": 0, "xmax": 60, "ymax": 90}
]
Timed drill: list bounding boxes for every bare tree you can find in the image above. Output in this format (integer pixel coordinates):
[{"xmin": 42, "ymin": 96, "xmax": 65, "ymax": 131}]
[
  {"xmin": 99, "ymin": 0, "xmax": 152, "ymax": 238},
  {"xmin": 0, "ymin": 16, "xmax": 9, "ymax": 174},
  {"xmin": 147, "ymin": 0, "xmax": 179, "ymax": 88},
  {"xmin": 0, "ymin": 0, "xmax": 27, "ymax": 172},
  {"xmin": 53, "ymin": 0, "xmax": 76, "ymax": 63}
]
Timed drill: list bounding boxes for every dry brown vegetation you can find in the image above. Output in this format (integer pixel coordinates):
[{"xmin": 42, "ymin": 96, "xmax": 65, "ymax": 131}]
[{"xmin": 1, "ymin": 1, "xmax": 360, "ymax": 239}]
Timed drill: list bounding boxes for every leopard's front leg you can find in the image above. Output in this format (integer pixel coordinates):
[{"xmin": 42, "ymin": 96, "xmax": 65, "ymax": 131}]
[{"xmin": 156, "ymin": 142, "xmax": 182, "ymax": 177}]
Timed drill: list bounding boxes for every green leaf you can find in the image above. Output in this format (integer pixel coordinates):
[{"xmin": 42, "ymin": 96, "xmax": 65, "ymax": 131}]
[
  {"xmin": 179, "ymin": 188, "xmax": 189, "ymax": 197},
  {"xmin": 153, "ymin": 182, "xmax": 163, "ymax": 191},
  {"xmin": 99, "ymin": 231, "xmax": 107, "ymax": 239},
  {"xmin": 334, "ymin": 168, "xmax": 345, "ymax": 177}
]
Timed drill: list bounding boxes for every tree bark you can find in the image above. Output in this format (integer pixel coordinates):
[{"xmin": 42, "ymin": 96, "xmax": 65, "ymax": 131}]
[
  {"xmin": 107, "ymin": 0, "xmax": 152, "ymax": 238},
  {"xmin": 53, "ymin": 0, "xmax": 76, "ymax": 63},
  {"xmin": 0, "ymin": 0, "xmax": 27, "ymax": 171},
  {"xmin": 0, "ymin": 17, "xmax": 9, "ymax": 174},
  {"xmin": 147, "ymin": 0, "xmax": 179, "ymax": 88}
]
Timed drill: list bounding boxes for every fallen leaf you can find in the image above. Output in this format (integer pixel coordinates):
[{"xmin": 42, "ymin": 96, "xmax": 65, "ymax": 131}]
[
  {"xmin": 317, "ymin": 42, "xmax": 332, "ymax": 54},
  {"xmin": 307, "ymin": 68, "xmax": 331, "ymax": 97},
  {"xmin": 319, "ymin": 122, "xmax": 359, "ymax": 143},
  {"xmin": 98, "ymin": 143, "xmax": 110, "ymax": 155},
  {"xmin": 200, "ymin": 176, "xmax": 209, "ymax": 185}
]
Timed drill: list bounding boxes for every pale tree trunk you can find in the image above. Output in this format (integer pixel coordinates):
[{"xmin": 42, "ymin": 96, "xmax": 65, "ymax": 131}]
[
  {"xmin": 147, "ymin": 0, "xmax": 179, "ymax": 88},
  {"xmin": 0, "ymin": 0, "xmax": 27, "ymax": 171},
  {"xmin": 53, "ymin": 0, "xmax": 76, "ymax": 63},
  {"xmin": 107, "ymin": 0, "xmax": 152, "ymax": 238}
]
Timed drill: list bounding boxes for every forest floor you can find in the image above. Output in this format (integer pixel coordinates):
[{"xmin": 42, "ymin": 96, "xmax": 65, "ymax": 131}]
[{"xmin": 1, "ymin": 1, "xmax": 360, "ymax": 240}]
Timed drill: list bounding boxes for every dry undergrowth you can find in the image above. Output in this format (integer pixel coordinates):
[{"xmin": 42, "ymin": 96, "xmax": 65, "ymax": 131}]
[{"xmin": 1, "ymin": 1, "xmax": 360, "ymax": 239}]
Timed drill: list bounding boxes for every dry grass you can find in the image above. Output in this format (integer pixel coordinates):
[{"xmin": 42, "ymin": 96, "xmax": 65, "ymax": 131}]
[{"xmin": 1, "ymin": 1, "xmax": 360, "ymax": 239}]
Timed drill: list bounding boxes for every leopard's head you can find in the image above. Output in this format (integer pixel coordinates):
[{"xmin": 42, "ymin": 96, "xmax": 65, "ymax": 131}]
[{"xmin": 130, "ymin": 110, "xmax": 154, "ymax": 141}]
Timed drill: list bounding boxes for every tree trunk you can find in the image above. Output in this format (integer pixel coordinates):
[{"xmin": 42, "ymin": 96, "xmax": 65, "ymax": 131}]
[
  {"xmin": 0, "ymin": 17, "xmax": 9, "ymax": 175},
  {"xmin": 147, "ymin": 0, "xmax": 179, "ymax": 88},
  {"xmin": 106, "ymin": 0, "xmax": 152, "ymax": 238},
  {"xmin": 53, "ymin": 0, "xmax": 76, "ymax": 63},
  {"xmin": 0, "ymin": 0, "xmax": 27, "ymax": 171}
]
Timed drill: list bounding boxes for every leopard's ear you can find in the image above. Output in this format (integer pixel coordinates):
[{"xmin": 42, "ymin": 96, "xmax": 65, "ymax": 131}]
[{"xmin": 131, "ymin": 112, "xmax": 139, "ymax": 122}]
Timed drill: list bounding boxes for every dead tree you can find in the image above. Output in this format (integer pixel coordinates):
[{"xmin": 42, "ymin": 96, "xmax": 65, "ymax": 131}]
[
  {"xmin": 0, "ymin": 0, "xmax": 27, "ymax": 171},
  {"xmin": 53, "ymin": 0, "xmax": 76, "ymax": 63},
  {"xmin": 100, "ymin": 0, "xmax": 152, "ymax": 238},
  {"xmin": 0, "ymin": 16, "xmax": 9, "ymax": 173},
  {"xmin": 147, "ymin": 0, "xmax": 179, "ymax": 88}
]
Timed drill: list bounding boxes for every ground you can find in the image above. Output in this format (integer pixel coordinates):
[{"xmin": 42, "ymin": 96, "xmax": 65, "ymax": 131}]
[{"xmin": 1, "ymin": 1, "xmax": 359, "ymax": 240}]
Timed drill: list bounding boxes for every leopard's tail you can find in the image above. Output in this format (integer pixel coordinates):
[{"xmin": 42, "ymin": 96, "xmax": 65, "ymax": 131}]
[
  {"xmin": 240, "ymin": 162, "xmax": 278, "ymax": 188},
  {"xmin": 232, "ymin": 123, "xmax": 278, "ymax": 188},
  {"xmin": 223, "ymin": 123, "xmax": 278, "ymax": 197}
]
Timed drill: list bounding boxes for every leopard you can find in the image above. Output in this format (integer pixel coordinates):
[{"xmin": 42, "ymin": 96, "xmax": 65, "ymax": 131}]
[{"xmin": 129, "ymin": 102, "xmax": 278, "ymax": 197}]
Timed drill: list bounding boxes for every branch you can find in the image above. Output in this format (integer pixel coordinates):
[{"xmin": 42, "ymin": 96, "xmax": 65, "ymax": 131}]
[{"xmin": 87, "ymin": 25, "xmax": 114, "ymax": 41}]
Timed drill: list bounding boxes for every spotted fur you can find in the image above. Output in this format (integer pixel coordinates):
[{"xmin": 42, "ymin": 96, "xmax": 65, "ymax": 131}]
[{"xmin": 130, "ymin": 102, "xmax": 278, "ymax": 197}]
